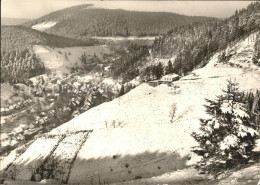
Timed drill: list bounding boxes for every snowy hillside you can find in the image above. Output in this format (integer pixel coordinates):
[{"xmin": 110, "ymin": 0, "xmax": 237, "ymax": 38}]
[
  {"xmin": 1, "ymin": 33, "xmax": 260, "ymax": 184},
  {"xmin": 32, "ymin": 22, "xmax": 57, "ymax": 31},
  {"xmin": 33, "ymin": 45, "xmax": 111, "ymax": 74}
]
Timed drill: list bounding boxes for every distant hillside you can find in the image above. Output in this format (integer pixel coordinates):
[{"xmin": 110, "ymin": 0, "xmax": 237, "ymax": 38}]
[
  {"xmin": 23, "ymin": 4, "xmax": 215, "ymax": 38},
  {"xmin": 1, "ymin": 17, "xmax": 32, "ymax": 25},
  {"xmin": 150, "ymin": 2, "xmax": 260, "ymax": 75},
  {"xmin": 1, "ymin": 26, "xmax": 92, "ymax": 84},
  {"xmin": 1, "ymin": 25, "xmax": 92, "ymax": 52}
]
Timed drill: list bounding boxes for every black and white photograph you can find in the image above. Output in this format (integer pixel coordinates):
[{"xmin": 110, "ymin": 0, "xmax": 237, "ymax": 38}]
[{"xmin": 0, "ymin": 0, "xmax": 260, "ymax": 184}]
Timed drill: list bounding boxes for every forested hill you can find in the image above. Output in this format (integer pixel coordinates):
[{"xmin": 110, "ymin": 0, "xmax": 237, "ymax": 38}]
[
  {"xmin": 1, "ymin": 26, "xmax": 92, "ymax": 84},
  {"xmin": 109, "ymin": 2, "xmax": 260, "ymax": 82},
  {"xmin": 151, "ymin": 2, "xmax": 260, "ymax": 75},
  {"xmin": 23, "ymin": 4, "xmax": 215, "ymax": 37},
  {"xmin": 1, "ymin": 25, "xmax": 91, "ymax": 52}
]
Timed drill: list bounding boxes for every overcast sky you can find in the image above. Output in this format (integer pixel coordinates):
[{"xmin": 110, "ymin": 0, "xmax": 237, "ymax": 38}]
[{"xmin": 1, "ymin": 0, "xmax": 253, "ymax": 19}]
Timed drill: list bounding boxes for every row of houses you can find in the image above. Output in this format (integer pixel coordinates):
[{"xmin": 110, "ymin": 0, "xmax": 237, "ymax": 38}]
[
  {"xmin": 1, "ymin": 99, "xmax": 33, "ymax": 116},
  {"xmin": 35, "ymin": 115, "xmax": 49, "ymax": 126},
  {"xmin": 0, "ymin": 123, "xmax": 44, "ymax": 150}
]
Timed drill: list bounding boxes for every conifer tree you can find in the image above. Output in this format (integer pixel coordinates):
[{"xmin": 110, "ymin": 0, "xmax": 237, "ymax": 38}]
[
  {"xmin": 156, "ymin": 62, "xmax": 164, "ymax": 79},
  {"xmin": 165, "ymin": 60, "xmax": 174, "ymax": 75},
  {"xmin": 192, "ymin": 80, "xmax": 259, "ymax": 172}
]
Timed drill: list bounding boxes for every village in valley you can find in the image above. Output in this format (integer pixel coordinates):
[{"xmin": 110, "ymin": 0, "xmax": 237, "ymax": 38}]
[
  {"xmin": 0, "ymin": 71, "xmax": 134, "ymax": 154},
  {"xmin": 0, "ymin": 35, "xmax": 181, "ymax": 156},
  {"xmin": 0, "ymin": 63, "xmax": 181, "ymax": 155}
]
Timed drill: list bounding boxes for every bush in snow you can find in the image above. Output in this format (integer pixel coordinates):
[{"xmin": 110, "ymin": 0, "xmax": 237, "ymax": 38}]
[{"xmin": 192, "ymin": 80, "xmax": 259, "ymax": 173}]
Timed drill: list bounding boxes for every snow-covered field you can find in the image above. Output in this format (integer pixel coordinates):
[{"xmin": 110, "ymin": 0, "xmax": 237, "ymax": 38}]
[
  {"xmin": 43, "ymin": 132, "xmax": 89, "ymax": 183},
  {"xmin": 0, "ymin": 150, "xmax": 18, "ymax": 172},
  {"xmin": 1, "ymin": 33, "xmax": 260, "ymax": 184},
  {"xmin": 33, "ymin": 45, "xmax": 111, "ymax": 74},
  {"xmin": 5, "ymin": 136, "xmax": 61, "ymax": 180},
  {"xmin": 32, "ymin": 22, "xmax": 57, "ymax": 31}
]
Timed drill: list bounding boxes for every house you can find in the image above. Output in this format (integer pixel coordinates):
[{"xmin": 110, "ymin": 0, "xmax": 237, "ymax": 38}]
[
  {"xmin": 73, "ymin": 81, "xmax": 81, "ymax": 89},
  {"xmin": 31, "ymin": 126, "xmax": 44, "ymax": 134},
  {"xmin": 28, "ymin": 99, "xmax": 33, "ymax": 104},
  {"xmin": 13, "ymin": 104, "xmax": 19, "ymax": 110},
  {"xmin": 7, "ymin": 132, "xmax": 14, "ymax": 137},
  {"xmin": 40, "ymin": 112, "xmax": 47, "ymax": 116},
  {"xmin": 45, "ymin": 83, "xmax": 60, "ymax": 93},
  {"xmin": 13, "ymin": 127, "xmax": 23, "ymax": 134},
  {"xmin": 20, "ymin": 124, "xmax": 28, "ymax": 130},
  {"xmin": 161, "ymin": 74, "xmax": 179, "ymax": 82},
  {"xmin": 28, "ymin": 124, "xmax": 35, "ymax": 129},
  {"xmin": 9, "ymin": 105, "xmax": 14, "ymax": 111},
  {"xmin": 1, "ymin": 119, "xmax": 6, "ymax": 125},
  {"xmin": 16, "ymin": 134, "xmax": 24, "ymax": 141},
  {"xmin": 23, "ymin": 100, "xmax": 29, "ymax": 105},
  {"xmin": 43, "ymin": 116, "xmax": 48, "ymax": 122},
  {"xmin": 39, "ymin": 118, "xmax": 46, "ymax": 125},
  {"xmin": 0, "ymin": 133, "xmax": 11, "ymax": 147},
  {"xmin": 24, "ymin": 125, "xmax": 43, "ymax": 139},
  {"xmin": 1, "ymin": 108, "xmax": 6, "ymax": 116},
  {"xmin": 11, "ymin": 139, "xmax": 18, "ymax": 146},
  {"xmin": 49, "ymin": 110, "xmax": 55, "ymax": 116},
  {"xmin": 29, "ymin": 74, "xmax": 48, "ymax": 86},
  {"xmin": 148, "ymin": 73, "xmax": 180, "ymax": 87}
]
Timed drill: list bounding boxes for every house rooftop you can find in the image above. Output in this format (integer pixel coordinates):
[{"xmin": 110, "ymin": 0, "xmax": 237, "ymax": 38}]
[
  {"xmin": 1, "ymin": 133, "xmax": 8, "ymax": 140},
  {"xmin": 162, "ymin": 73, "xmax": 179, "ymax": 78}
]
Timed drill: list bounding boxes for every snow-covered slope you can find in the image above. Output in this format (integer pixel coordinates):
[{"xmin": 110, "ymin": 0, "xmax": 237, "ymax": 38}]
[
  {"xmin": 32, "ymin": 22, "xmax": 57, "ymax": 31},
  {"xmin": 33, "ymin": 45, "xmax": 111, "ymax": 74},
  {"xmin": 1, "ymin": 33, "xmax": 260, "ymax": 184}
]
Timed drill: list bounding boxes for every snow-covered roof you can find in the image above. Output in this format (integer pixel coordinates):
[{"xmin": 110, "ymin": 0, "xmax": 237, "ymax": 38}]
[
  {"xmin": 29, "ymin": 74, "xmax": 48, "ymax": 84},
  {"xmin": 162, "ymin": 73, "xmax": 179, "ymax": 79},
  {"xmin": 1, "ymin": 138, "xmax": 11, "ymax": 147},
  {"xmin": 1, "ymin": 133, "xmax": 8, "ymax": 140},
  {"xmin": 13, "ymin": 127, "xmax": 23, "ymax": 134},
  {"xmin": 102, "ymin": 78, "xmax": 116, "ymax": 86},
  {"xmin": 32, "ymin": 21, "xmax": 58, "ymax": 31},
  {"xmin": 73, "ymin": 82, "xmax": 81, "ymax": 87},
  {"xmin": 11, "ymin": 140, "xmax": 18, "ymax": 146}
]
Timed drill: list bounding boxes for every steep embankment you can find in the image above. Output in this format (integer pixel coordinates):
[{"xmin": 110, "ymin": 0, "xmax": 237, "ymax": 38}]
[{"xmin": 1, "ymin": 33, "xmax": 260, "ymax": 184}]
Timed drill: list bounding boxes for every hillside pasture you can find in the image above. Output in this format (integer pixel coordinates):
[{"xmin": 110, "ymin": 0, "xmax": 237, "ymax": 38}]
[{"xmin": 33, "ymin": 45, "xmax": 111, "ymax": 74}]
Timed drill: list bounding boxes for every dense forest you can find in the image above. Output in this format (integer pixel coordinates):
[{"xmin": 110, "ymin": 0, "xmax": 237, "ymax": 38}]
[
  {"xmin": 151, "ymin": 2, "xmax": 260, "ymax": 76},
  {"xmin": 23, "ymin": 4, "xmax": 215, "ymax": 37},
  {"xmin": 110, "ymin": 42, "xmax": 150, "ymax": 81},
  {"xmin": 1, "ymin": 49, "xmax": 45, "ymax": 84},
  {"xmin": 109, "ymin": 2, "xmax": 260, "ymax": 81},
  {"xmin": 1, "ymin": 25, "xmax": 91, "ymax": 52}
]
